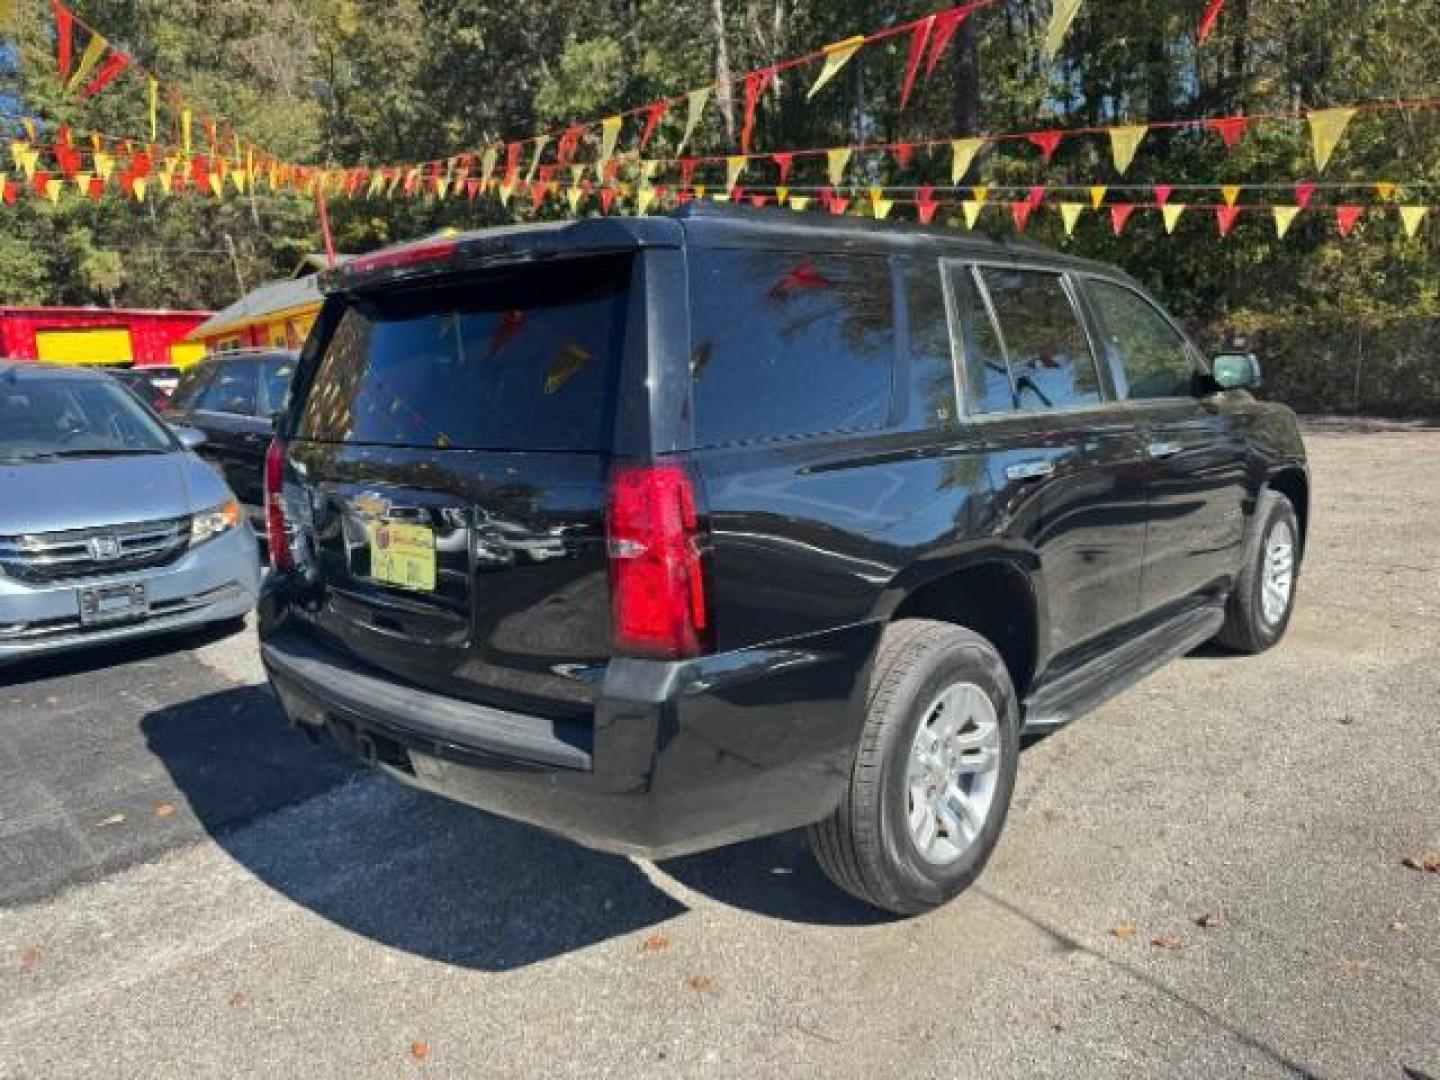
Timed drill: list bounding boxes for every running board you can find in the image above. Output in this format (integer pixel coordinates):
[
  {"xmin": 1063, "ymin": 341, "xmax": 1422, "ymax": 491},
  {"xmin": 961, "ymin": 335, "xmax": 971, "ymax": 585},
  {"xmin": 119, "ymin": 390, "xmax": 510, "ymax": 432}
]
[{"xmin": 1021, "ymin": 602, "xmax": 1226, "ymax": 735}]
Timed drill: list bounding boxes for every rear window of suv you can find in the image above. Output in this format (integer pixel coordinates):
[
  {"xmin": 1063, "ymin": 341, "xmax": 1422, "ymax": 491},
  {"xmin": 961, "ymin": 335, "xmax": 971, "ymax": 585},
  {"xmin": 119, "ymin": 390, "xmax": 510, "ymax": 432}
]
[
  {"xmin": 297, "ymin": 256, "xmax": 629, "ymax": 452},
  {"xmin": 689, "ymin": 250, "xmax": 894, "ymax": 446}
]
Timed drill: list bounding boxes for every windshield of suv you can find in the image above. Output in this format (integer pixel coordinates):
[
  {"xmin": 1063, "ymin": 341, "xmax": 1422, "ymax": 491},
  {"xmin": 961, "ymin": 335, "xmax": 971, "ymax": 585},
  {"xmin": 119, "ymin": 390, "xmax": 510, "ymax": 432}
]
[{"xmin": 0, "ymin": 377, "xmax": 176, "ymax": 461}]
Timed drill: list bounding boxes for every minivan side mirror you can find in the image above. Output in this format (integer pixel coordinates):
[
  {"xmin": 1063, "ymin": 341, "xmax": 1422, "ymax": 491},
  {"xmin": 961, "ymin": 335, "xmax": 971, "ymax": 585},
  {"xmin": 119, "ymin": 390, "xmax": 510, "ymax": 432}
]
[
  {"xmin": 1210, "ymin": 353, "xmax": 1262, "ymax": 391},
  {"xmin": 170, "ymin": 424, "xmax": 208, "ymax": 451}
]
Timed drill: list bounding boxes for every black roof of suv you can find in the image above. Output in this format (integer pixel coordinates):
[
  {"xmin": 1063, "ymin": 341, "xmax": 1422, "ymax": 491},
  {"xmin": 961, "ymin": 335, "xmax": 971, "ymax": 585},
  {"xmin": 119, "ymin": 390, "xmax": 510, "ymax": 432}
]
[{"xmin": 262, "ymin": 205, "xmax": 1309, "ymax": 916}]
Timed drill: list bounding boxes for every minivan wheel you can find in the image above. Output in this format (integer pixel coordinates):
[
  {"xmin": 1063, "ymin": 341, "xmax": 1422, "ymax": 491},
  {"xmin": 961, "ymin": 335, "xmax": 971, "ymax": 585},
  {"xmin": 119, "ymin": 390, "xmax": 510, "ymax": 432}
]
[
  {"xmin": 807, "ymin": 619, "xmax": 1020, "ymax": 916},
  {"xmin": 1214, "ymin": 490, "xmax": 1300, "ymax": 654}
]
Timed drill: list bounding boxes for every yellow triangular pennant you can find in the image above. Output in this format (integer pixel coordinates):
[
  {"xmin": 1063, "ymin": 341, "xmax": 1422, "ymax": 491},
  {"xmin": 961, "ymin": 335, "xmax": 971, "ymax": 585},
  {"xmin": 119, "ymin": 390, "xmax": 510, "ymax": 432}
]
[
  {"xmin": 962, "ymin": 200, "xmax": 983, "ymax": 229},
  {"xmin": 1059, "ymin": 202, "xmax": 1084, "ymax": 236},
  {"xmin": 132, "ymin": 177, "xmax": 147, "ymax": 201},
  {"xmin": 640, "ymin": 159, "xmax": 659, "ymax": 180},
  {"xmin": 826, "ymin": 147, "xmax": 851, "ymax": 187},
  {"xmin": 479, "ymin": 147, "xmax": 498, "ymax": 187},
  {"xmin": 599, "ymin": 116, "xmax": 622, "ymax": 163},
  {"xmin": 808, "ymin": 36, "xmax": 866, "ymax": 100},
  {"xmin": 725, "ymin": 155, "xmax": 746, "ymax": 192},
  {"xmin": 1272, "ymin": 205, "xmax": 1301, "ymax": 239},
  {"xmin": 525, "ymin": 136, "xmax": 549, "ymax": 185},
  {"xmin": 570, "ymin": 164, "xmax": 587, "ymax": 186},
  {"xmin": 870, "ymin": 187, "xmax": 893, "ymax": 219},
  {"xmin": 367, "ymin": 171, "xmax": 385, "ymax": 197},
  {"xmin": 637, "ymin": 183, "xmax": 657, "ymax": 215},
  {"xmin": 1089, "ymin": 184, "xmax": 1107, "ymax": 209},
  {"xmin": 1043, "ymin": 0, "xmax": 1084, "ymax": 59},
  {"xmin": 181, "ymin": 109, "xmax": 193, "ymax": 156},
  {"xmin": 789, "ymin": 196, "xmax": 812, "ymax": 211},
  {"xmin": 209, "ymin": 172, "xmax": 224, "ymax": 197},
  {"xmin": 776, "ymin": 186, "xmax": 789, "ymax": 206},
  {"xmin": 1221, "ymin": 184, "xmax": 1241, "ymax": 207},
  {"xmin": 158, "ymin": 171, "xmax": 173, "ymax": 195},
  {"xmin": 72, "ymin": 172, "xmax": 92, "ymax": 194},
  {"xmin": 1375, "ymin": 181, "xmax": 1397, "ymax": 201},
  {"xmin": 1308, "ymin": 107, "xmax": 1356, "ymax": 172},
  {"xmin": 93, "ymin": 152, "xmax": 115, "ymax": 181},
  {"xmin": 66, "ymin": 32, "xmax": 108, "ymax": 93},
  {"xmin": 1161, "ymin": 203, "xmax": 1186, "ymax": 234},
  {"xmin": 498, "ymin": 179, "xmax": 515, "ymax": 206},
  {"xmin": 45, "ymin": 177, "xmax": 62, "ymax": 203},
  {"xmin": 679, "ymin": 87, "xmax": 710, "ymax": 152},
  {"xmin": 1399, "ymin": 205, "xmax": 1428, "ymax": 238},
  {"xmin": 567, "ymin": 186, "xmax": 583, "ymax": 213},
  {"xmin": 1108, "ymin": 125, "xmax": 1147, "ymax": 175},
  {"xmin": 692, "ymin": 184, "xmax": 706, "ymax": 199},
  {"xmin": 148, "ymin": 77, "xmax": 159, "ymax": 142},
  {"xmin": 950, "ymin": 138, "xmax": 985, "ymax": 185},
  {"xmin": 972, "ymin": 185, "xmax": 989, "ymax": 206}
]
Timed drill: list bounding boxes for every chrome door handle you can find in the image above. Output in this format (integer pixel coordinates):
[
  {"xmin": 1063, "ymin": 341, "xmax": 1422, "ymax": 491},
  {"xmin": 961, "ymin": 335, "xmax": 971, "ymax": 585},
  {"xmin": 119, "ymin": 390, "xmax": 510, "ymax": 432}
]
[
  {"xmin": 1148, "ymin": 441, "xmax": 1184, "ymax": 459},
  {"xmin": 1005, "ymin": 460, "xmax": 1056, "ymax": 482}
]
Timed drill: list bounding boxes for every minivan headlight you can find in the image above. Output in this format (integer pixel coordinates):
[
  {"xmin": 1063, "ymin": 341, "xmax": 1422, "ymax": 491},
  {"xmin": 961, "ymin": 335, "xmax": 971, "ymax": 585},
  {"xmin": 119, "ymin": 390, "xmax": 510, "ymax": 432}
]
[{"xmin": 191, "ymin": 500, "xmax": 242, "ymax": 546}]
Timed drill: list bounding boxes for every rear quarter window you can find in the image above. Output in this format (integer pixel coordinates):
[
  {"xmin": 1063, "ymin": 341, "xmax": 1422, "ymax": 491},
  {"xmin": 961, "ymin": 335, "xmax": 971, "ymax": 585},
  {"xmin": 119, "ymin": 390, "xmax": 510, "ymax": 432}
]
[
  {"xmin": 297, "ymin": 256, "xmax": 629, "ymax": 452},
  {"xmin": 688, "ymin": 250, "xmax": 894, "ymax": 446}
]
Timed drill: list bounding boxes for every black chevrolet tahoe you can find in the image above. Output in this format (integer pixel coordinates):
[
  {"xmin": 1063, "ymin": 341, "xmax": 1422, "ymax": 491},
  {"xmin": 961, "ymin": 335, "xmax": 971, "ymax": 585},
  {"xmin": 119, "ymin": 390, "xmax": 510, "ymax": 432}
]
[{"xmin": 258, "ymin": 205, "xmax": 1308, "ymax": 915}]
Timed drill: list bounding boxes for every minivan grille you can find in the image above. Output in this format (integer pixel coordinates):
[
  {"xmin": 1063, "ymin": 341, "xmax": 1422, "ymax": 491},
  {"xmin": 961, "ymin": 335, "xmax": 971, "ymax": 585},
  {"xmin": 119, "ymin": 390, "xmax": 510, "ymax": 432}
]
[{"xmin": 0, "ymin": 516, "xmax": 191, "ymax": 584}]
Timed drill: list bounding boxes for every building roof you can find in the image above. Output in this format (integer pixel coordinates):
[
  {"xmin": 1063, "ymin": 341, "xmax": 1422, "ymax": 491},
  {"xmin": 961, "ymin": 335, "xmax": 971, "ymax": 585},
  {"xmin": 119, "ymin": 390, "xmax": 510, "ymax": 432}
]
[{"xmin": 188, "ymin": 274, "xmax": 325, "ymax": 340}]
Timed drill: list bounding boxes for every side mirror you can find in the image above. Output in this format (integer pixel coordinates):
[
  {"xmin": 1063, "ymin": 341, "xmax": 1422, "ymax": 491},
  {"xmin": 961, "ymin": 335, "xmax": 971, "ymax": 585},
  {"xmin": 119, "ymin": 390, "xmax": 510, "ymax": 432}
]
[
  {"xmin": 1211, "ymin": 353, "xmax": 1262, "ymax": 391},
  {"xmin": 170, "ymin": 424, "xmax": 208, "ymax": 451}
]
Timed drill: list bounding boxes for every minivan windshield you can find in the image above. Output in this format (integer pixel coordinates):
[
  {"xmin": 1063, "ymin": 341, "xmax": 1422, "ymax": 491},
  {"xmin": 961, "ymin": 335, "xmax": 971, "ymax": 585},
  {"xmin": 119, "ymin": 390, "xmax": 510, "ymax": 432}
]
[
  {"xmin": 0, "ymin": 376, "xmax": 176, "ymax": 461},
  {"xmin": 298, "ymin": 256, "xmax": 629, "ymax": 453}
]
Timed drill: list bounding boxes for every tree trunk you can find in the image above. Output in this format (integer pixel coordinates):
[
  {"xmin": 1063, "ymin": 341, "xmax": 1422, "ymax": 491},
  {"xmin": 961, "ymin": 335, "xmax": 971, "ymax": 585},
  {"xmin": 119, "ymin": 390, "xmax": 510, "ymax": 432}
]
[
  {"xmin": 952, "ymin": 13, "xmax": 981, "ymax": 138},
  {"xmin": 711, "ymin": 0, "xmax": 736, "ymax": 140}
]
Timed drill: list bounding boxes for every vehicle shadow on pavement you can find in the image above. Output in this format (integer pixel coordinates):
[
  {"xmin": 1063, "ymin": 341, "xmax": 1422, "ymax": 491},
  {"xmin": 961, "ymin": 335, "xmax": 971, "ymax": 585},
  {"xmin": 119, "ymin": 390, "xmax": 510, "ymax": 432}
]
[
  {"xmin": 141, "ymin": 686, "xmax": 884, "ymax": 971},
  {"xmin": 1, "ymin": 618, "xmax": 246, "ymax": 688}
]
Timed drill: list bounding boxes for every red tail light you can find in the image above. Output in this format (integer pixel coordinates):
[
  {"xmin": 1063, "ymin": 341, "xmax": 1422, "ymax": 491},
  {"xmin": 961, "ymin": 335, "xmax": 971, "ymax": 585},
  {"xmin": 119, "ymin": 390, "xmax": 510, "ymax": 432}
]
[
  {"xmin": 606, "ymin": 464, "xmax": 710, "ymax": 659},
  {"xmin": 264, "ymin": 438, "xmax": 294, "ymax": 570}
]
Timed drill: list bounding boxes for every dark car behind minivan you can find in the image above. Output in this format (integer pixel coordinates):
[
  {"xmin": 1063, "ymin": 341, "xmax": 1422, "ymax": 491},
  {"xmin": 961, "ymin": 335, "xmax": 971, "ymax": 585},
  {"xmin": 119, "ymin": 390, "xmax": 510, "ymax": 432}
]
[
  {"xmin": 258, "ymin": 207, "xmax": 1308, "ymax": 915},
  {"xmin": 168, "ymin": 349, "xmax": 298, "ymax": 531}
]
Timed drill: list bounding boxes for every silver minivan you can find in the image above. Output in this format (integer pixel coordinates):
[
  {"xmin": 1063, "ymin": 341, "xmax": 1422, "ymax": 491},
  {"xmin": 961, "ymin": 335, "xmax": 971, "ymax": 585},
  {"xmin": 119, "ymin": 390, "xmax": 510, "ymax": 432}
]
[{"xmin": 0, "ymin": 361, "xmax": 260, "ymax": 665}]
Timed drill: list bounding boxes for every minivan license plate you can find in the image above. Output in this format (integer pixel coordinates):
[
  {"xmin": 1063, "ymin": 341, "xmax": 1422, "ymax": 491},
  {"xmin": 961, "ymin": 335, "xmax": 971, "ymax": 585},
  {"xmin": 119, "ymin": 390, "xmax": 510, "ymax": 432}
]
[
  {"xmin": 368, "ymin": 522, "xmax": 436, "ymax": 592},
  {"xmin": 78, "ymin": 582, "xmax": 148, "ymax": 626}
]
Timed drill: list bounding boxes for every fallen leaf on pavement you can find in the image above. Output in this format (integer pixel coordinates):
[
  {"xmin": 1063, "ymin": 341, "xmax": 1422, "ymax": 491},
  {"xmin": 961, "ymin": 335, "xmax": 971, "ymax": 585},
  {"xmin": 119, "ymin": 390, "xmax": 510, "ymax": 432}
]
[
  {"xmin": 19, "ymin": 946, "xmax": 43, "ymax": 972},
  {"xmin": 686, "ymin": 974, "xmax": 714, "ymax": 993},
  {"xmin": 1194, "ymin": 911, "xmax": 1224, "ymax": 929},
  {"xmin": 639, "ymin": 933, "xmax": 670, "ymax": 954},
  {"xmin": 1387, "ymin": 920, "xmax": 1407, "ymax": 933},
  {"xmin": 227, "ymin": 992, "xmax": 248, "ymax": 1008},
  {"xmin": 1112, "ymin": 923, "xmax": 1138, "ymax": 939},
  {"xmin": 153, "ymin": 802, "xmax": 176, "ymax": 819},
  {"xmin": 1151, "ymin": 935, "xmax": 1182, "ymax": 950},
  {"xmin": 410, "ymin": 1043, "xmax": 430, "ymax": 1062},
  {"xmin": 1401, "ymin": 852, "xmax": 1440, "ymax": 873},
  {"xmin": 95, "ymin": 813, "xmax": 126, "ymax": 827}
]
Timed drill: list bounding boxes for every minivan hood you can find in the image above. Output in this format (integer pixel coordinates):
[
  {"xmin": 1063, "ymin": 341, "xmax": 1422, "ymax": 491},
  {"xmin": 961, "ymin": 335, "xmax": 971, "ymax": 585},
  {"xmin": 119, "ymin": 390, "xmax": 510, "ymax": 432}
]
[{"xmin": 0, "ymin": 452, "xmax": 232, "ymax": 535}]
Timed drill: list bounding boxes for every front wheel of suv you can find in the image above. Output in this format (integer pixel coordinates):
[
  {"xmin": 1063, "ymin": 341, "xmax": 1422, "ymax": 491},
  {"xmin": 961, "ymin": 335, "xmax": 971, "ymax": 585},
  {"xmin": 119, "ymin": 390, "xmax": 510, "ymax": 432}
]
[
  {"xmin": 1214, "ymin": 490, "xmax": 1300, "ymax": 654},
  {"xmin": 808, "ymin": 619, "xmax": 1020, "ymax": 916}
]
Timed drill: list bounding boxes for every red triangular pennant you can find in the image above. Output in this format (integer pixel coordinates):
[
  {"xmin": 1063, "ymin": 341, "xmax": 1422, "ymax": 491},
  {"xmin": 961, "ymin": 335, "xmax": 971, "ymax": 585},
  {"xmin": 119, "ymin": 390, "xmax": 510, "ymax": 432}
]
[
  {"xmin": 81, "ymin": 50, "xmax": 132, "ymax": 98},
  {"xmin": 54, "ymin": 0, "xmax": 74, "ymax": 80},
  {"xmin": 740, "ymin": 67, "xmax": 775, "ymax": 153},
  {"xmin": 828, "ymin": 195, "xmax": 850, "ymax": 216},
  {"xmin": 33, "ymin": 170, "xmax": 52, "ymax": 198},
  {"xmin": 640, "ymin": 100, "xmax": 669, "ymax": 150},
  {"xmin": 466, "ymin": 178, "xmax": 481, "ymax": 200},
  {"xmin": 925, "ymin": 9, "xmax": 970, "ymax": 76},
  {"xmin": 892, "ymin": 143, "xmax": 915, "ymax": 169},
  {"xmin": 88, "ymin": 176, "xmax": 104, "ymax": 200},
  {"xmin": 1215, "ymin": 204, "xmax": 1241, "ymax": 236},
  {"xmin": 1011, "ymin": 200, "xmax": 1035, "ymax": 231},
  {"xmin": 1336, "ymin": 205, "xmax": 1363, "ymax": 236},
  {"xmin": 1110, "ymin": 203, "xmax": 1136, "ymax": 235},
  {"xmin": 1295, "ymin": 182, "xmax": 1315, "ymax": 210},
  {"xmin": 1153, "ymin": 184, "xmax": 1173, "ymax": 207},
  {"xmin": 916, "ymin": 185, "xmax": 939, "ymax": 224},
  {"xmin": 1205, "ymin": 115, "xmax": 1249, "ymax": 148},
  {"xmin": 1027, "ymin": 184, "xmax": 1047, "ymax": 210},
  {"xmin": 1027, "ymin": 130, "xmax": 1064, "ymax": 162},
  {"xmin": 749, "ymin": 194, "xmax": 770, "ymax": 208},
  {"xmin": 680, "ymin": 158, "xmax": 698, "ymax": 188},
  {"xmin": 900, "ymin": 15, "xmax": 935, "ymax": 110},
  {"xmin": 771, "ymin": 152, "xmax": 793, "ymax": 184},
  {"xmin": 600, "ymin": 187, "xmax": 617, "ymax": 213},
  {"xmin": 1198, "ymin": 0, "xmax": 1226, "ymax": 41},
  {"xmin": 2, "ymin": 181, "xmax": 17, "ymax": 206}
]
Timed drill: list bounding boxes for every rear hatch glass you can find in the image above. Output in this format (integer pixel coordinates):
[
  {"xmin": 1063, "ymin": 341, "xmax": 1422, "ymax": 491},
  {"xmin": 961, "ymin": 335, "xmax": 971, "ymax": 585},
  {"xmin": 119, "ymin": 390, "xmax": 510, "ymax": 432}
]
[
  {"xmin": 298, "ymin": 256, "xmax": 627, "ymax": 452},
  {"xmin": 289, "ymin": 255, "xmax": 632, "ymax": 717}
]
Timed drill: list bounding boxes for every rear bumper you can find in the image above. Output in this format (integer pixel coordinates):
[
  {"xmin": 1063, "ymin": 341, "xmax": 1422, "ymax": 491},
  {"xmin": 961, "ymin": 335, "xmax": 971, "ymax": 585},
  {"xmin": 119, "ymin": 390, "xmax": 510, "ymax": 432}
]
[
  {"xmin": 0, "ymin": 526, "xmax": 260, "ymax": 665},
  {"xmin": 261, "ymin": 602, "xmax": 879, "ymax": 860}
]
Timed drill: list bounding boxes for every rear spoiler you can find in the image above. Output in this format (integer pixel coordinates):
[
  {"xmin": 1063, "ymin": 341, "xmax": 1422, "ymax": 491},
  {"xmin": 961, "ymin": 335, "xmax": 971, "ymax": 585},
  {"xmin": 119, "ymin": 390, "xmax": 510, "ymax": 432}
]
[{"xmin": 319, "ymin": 217, "xmax": 683, "ymax": 295}]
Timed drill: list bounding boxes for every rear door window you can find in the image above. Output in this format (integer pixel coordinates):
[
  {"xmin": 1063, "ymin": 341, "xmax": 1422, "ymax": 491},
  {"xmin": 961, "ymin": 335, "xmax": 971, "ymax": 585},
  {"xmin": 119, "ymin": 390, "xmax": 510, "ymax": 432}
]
[
  {"xmin": 689, "ymin": 250, "xmax": 894, "ymax": 446},
  {"xmin": 1084, "ymin": 280, "xmax": 1196, "ymax": 400},
  {"xmin": 977, "ymin": 268, "xmax": 1103, "ymax": 412},
  {"xmin": 298, "ymin": 256, "xmax": 629, "ymax": 452}
]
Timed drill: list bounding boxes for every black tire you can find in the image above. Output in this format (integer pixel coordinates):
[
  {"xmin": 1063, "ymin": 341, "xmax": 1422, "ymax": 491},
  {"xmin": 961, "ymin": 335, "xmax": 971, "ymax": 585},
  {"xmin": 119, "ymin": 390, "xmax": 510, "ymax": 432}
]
[
  {"xmin": 807, "ymin": 619, "xmax": 1020, "ymax": 916},
  {"xmin": 1214, "ymin": 490, "xmax": 1300, "ymax": 654}
]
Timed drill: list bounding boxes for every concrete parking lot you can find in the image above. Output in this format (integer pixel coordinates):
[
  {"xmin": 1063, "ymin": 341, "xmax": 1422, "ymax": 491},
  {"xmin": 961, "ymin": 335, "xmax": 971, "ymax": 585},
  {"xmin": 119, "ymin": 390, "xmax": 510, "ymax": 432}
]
[{"xmin": 2, "ymin": 428, "xmax": 1437, "ymax": 1079}]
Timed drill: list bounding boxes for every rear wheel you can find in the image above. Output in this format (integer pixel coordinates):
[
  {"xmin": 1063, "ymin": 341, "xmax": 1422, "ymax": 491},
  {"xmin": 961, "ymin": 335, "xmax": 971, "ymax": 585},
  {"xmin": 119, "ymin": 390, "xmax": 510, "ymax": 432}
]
[
  {"xmin": 1215, "ymin": 491, "xmax": 1300, "ymax": 654},
  {"xmin": 808, "ymin": 619, "xmax": 1020, "ymax": 916}
]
